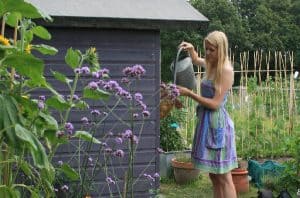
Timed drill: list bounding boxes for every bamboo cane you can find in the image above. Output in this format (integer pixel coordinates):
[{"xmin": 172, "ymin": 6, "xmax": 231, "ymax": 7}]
[
  {"xmin": 288, "ymin": 52, "xmax": 295, "ymax": 135},
  {"xmin": 1, "ymin": 16, "xmax": 5, "ymax": 36}
]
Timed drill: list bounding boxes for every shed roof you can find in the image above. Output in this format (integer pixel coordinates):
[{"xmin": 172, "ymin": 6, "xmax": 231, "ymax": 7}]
[{"xmin": 28, "ymin": 0, "xmax": 209, "ymax": 30}]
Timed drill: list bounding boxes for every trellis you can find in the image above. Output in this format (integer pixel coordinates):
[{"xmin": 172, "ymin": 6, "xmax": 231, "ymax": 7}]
[{"xmin": 181, "ymin": 50, "xmax": 298, "ymax": 158}]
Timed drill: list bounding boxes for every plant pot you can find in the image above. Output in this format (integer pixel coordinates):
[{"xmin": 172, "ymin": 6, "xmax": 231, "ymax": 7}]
[
  {"xmin": 231, "ymin": 168, "xmax": 249, "ymax": 193},
  {"xmin": 159, "ymin": 150, "xmax": 191, "ymax": 178},
  {"xmin": 171, "ymin": 158, "xmax": 200, "ymax": 185}
]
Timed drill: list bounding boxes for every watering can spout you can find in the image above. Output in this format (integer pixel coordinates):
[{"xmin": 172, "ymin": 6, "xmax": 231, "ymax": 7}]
[{"xmin": 170, "ymin": 47, "xmax": 196, "ymax": 90}]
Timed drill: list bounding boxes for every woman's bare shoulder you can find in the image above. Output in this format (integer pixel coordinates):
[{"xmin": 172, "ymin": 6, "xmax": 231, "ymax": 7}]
[{"xmin": 223, "ymin": 63, "xmax": 234, "ymax": 74}]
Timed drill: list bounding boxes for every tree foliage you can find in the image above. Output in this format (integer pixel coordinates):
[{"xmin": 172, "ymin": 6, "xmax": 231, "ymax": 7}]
[{"xmin": 161, "ymin": 0, "xmax": 300, "ymax": 82}]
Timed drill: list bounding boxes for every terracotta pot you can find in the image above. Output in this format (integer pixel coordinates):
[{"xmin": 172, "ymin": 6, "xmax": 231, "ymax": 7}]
[
  {"xmin": 160, "ymin": 100, "xmax": 174, "ymax": 118},
  {"xmin": 171, "ymin": 158, "xmax": 200, "ymax": 185},
  {"xmin": 231, "ymin": 168, "xmax": 249, "ymax": 193}
]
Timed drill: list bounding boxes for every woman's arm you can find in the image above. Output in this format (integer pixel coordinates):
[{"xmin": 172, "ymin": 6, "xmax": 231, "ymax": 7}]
[
  {"xmin": 179, "ymin": 41, "xmax": 205, "ymax": 67},
  {"xmin": 178, "ymin": 66, "xmax": 233, "ymax": 110}
]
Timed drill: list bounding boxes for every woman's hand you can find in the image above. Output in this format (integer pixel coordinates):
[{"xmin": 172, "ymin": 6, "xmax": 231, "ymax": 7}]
[
  {"xmin": 179, "ymin": 41, "xmax": 194, "ymax": 53},
  {"xmin": 177, "ymin": 85, "xmax": 192, "ymax": 97}
]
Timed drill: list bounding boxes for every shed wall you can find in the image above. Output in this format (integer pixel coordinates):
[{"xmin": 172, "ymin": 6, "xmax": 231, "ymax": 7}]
[{"xmin": 36, "ymin": 27, "xmax": 160, "ymax": 197}]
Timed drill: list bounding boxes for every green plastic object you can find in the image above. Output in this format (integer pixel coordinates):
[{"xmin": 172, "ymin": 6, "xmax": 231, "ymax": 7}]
[{"xmin": 248, "ymin": 159, "xmax": 285, "ymax": 188}]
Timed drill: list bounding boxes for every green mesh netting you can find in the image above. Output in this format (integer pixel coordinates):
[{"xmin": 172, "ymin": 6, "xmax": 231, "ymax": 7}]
[{"xmin": 248, "ymin": 160, "xmax": 285, "ymax": 188}]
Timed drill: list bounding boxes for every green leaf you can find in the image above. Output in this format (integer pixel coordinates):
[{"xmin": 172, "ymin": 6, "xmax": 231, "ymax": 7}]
[
  {"xmin": 20, "ymin": 160, "xmax": 32, "ymax": 178},
  {"xmin": 5, "ymin": 12, "xmax": 21, "ymax": 27},
  {"xmin": 0, "ymin": 1, "xmax": 4, "ymax": 16},
  {"xmin": 2, "ymin": 0, "xmax": 52, "ymax": 20},
  {"xmin": 74, "ymin": 100, "xmax": 89, "ymax": 110},
  {"xmin": 46, "ymin": 96, "xmax": 71, "ymax": 111},
  {"xmin": 65, "ymin": 48, "xmax": 81, "ymax": 69},
  {"xmin": 1, "ymin": 95, "xmax": 19, "ymax": 145},
  {"xmin": 2, "ymin": 53, "xmax": 46, "ymax": 86},
  {"xmin": 32, "ymin": 44, "xmax": 58, "ymax": 55},
  {"xmin": 32, "ymin": 26, "xmax": 51, "ymax": 40},
  {"xmin": 15, "ymin": 124, "xmax": 38, "ymax": 150},
  {"xmin": 38, "ymin": 111, "xmax": 58, "ymax": 130},
  {"xmin": 25, "ymin": 30, "xmax": 33, "ymax": 43},
  {"xmin": 30, "ymin": 191, "xmax": 39, "ymax": 198},
  {"xmin": 60, "ymin": 164, "xmax": 80, "ymax": 181},
  {"xmin": 0, "ymin": 186, "xmax": 17, "ymax": 198},
  {"xmin": 51, "ymin": 70, "xmax": 72, "ymax": 84},
  {"xmin": 14, "ymin": 124, "xmax": 50, "ymax": 169},
  {"xmin": 74, "ymin": 131, "xmax": 102, "ymax": 144},
  {"xmin": 83, "ymin": 87, "xmax": 110, "ymax": 100}
]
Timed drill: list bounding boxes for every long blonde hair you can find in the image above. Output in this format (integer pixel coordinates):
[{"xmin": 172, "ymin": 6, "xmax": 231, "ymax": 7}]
[{"xmin": 204, "ymin": 31, "xmax": 230, "ymax": 93}]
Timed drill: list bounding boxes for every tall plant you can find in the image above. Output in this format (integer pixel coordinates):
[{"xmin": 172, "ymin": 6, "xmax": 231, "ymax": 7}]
[{"xmin": 0, "ymin": 1, "xmax": 159, "ymax": 197}]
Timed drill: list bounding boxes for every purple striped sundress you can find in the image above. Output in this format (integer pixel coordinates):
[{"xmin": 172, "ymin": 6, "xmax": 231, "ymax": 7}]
[{"xmin": 191, "ymin": 79, "xmax": 238, "ymax": 174}]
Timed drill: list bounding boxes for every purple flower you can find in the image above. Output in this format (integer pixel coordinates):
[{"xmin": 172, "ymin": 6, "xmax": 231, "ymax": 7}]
[
  {"xmin": 114, "ymin": 149, "xmax": 125, "ymax": 158},
  {"xmin": 143, "ymin": 174, "xmax": 155, "ymax": 182},
  {"xmin": 81, "ymin": 117, "xmax": 89, "ymax": 125},
  {"xmin": 122, "ymin": 129, "xmax": 132, "ymax": 138},
  {"xmin": 122, "ymin": 64, "xmax": 145, "ymax": 78},
  {"xmin": 153, "ymin": 173, "xmax": 160, "ymax": 178},
  {"xmin": 80, "ymin": 66, "xmax": 90, "ymax": 74},
  {"xmin": 104, "ymin": 148, "xmax": 113, "ymax": 154},
  {"xmin": 137, "ymin": 101, "xmax": 147, "ymax": 110},
  {"xmin": 39, "ymin": 95, "xmax": 46, "ymax": 101},
  {"xmin": 74, "ymin": 68, "xmax": 82, "ymax": 74},
  {"xmin": 58, "ymin": 160, "xmax": 63, "ymax": 166},
  {"xmin": 115, "ymin": 137, "xmax": 123, "ymax": 144},
  {"xmin": 88, "ymin": 157, "xmax": 94, "ymax": 166},
  {"xmin": 156, "ymin": 148, "xmax": 164, "ymax": 153},
  {"xmin": 97, "ymin": 80, "xmax": 105, "ymax": 86},
  {"xmin": 56, "ymin": 131, "xmax": 65, "ymax": 138},
  {"xmin": 67, "ymin": 94, "xmax": 79, "ymax": 101},
  {"xmin": 91, "ymin": 109, "xmax": 101, "ymax": 116},
  {"xmin": 99, "ymin": 68, "xmax": 109, "ymax": 75},
  {"xmin": 121, "ymin": 77, "xmax": 130, "ymax": 84},
  {"xmin": 133, "ymin": 113, "xmax": 139, "ymax": 118},
  {"xmin": 92, "ymin": 71, "xmax": 100, "ymax": 78},
  {"xmin": 65, "ymin": 122, "xmax": 74, "ymax": 134},
  {"xmin": 122, "ymin": 67, "xmax": 132, "ymax": 76},
  {"xmin": 103, "ymin": 80, "xmax": 120, "ymax": 91},
  {"xmin": 134, "ymin": 93, "xmax": 143, "ymax": 101},
  {"xmin": 88, "ymin": 81, "xmax": 98, "ymax": 90},
  {"xmin": 106, "ymin": 177, "xmax": 116, "ymax": 185},
  {"xmin": 133, "ymin": 135, "xmax": 139, "ymax": 144},
  {"xmin": 142, "ymin": 110, "xmax": 150, "ymax": 118},
  {"xmin": 102, "ymin": 142, "xmax": 108, "ymax": 147},
  {"xmin": 38, "ymin": 101, "xmax": 45, "ymax": 110}
]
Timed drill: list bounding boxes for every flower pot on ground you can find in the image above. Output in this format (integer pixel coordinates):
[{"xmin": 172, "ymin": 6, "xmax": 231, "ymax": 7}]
[
  {"xmin": 159, "ymin": 150, "xmax": 191, "ymax": 178},
  {"xmin": 171, "ymin": 155, "xmax": 200, "ymax": 185},
  {"xmin": 231, "ymin": 168, "xmax": 250, "ymax": 193}
]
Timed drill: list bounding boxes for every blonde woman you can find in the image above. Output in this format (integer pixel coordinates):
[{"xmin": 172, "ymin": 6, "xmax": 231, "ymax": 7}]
[{"xmin": 178, "ymin": 31, "xmax": 238, "ymax": 198}]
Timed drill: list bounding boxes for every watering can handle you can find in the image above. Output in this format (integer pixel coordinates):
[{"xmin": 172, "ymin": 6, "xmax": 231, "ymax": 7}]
[{"xmin": 173, "ymin": 47, "xmax": 185, "ymax": 85}]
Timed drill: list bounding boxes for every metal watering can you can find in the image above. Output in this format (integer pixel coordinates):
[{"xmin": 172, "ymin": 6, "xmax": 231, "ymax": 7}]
[{"xmin": 170, "ymin": 47, "xmax": 196, "ymax": 90}]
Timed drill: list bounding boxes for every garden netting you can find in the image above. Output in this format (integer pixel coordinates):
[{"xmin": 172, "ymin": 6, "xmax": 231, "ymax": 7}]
[{"xmin": 248, "ymin": 159, "xmax": 285, "ymax": 188}]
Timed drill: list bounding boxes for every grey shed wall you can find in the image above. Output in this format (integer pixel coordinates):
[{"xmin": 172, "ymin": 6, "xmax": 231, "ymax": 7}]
[{"xmin": 38, "ymin": 27, "xmax": 160, "ymax": 197}]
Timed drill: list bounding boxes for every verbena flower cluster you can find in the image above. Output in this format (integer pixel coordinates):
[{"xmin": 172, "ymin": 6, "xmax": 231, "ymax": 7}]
[{"xmin": 160, "ymin": 82, "xmax": 180, "ymax": 102}]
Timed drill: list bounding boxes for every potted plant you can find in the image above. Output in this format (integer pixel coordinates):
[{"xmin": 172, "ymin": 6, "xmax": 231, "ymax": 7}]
[
  {"xmin": 231, "ymin": 167, "xmax": 250, "ymax": 193},
  {"xmin": 159, "ymin": 110, "xmax": 186, "ymax": 177},
  {"xmin": 171, "ymin": 152, "xmax": 200, "ymax": 185},
  {"xmin": 230, "ymin": 157, "xmax": 249, "ymax": 193}
]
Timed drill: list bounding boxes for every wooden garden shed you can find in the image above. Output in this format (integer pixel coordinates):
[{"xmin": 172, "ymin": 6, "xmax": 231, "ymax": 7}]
[{"xmin": 28, "ymin": 0, "xmax": 208, "ymax": 197}]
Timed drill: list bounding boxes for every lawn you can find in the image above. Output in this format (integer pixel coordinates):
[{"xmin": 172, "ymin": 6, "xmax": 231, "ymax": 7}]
[{"xmin": 158, "ymin": 173, "xmax": 258, "ymax": 198}]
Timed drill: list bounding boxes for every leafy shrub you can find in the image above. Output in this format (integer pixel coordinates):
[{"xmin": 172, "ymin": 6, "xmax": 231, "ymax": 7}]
[{"xmin": 160, "ymin": 108, "xmax": 185, "ymax": 152}]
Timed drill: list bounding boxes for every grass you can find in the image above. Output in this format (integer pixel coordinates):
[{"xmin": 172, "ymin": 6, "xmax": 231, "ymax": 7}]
[{"xmin": 158, "ymin": 173, "xmax": 258, "ymax": 198}]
